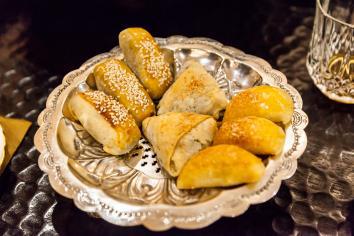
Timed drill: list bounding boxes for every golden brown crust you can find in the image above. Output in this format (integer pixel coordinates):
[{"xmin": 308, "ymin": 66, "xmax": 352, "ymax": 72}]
[
  {"xmin": 142, "ymin": 112, "xmax": 216, "ymax": 176},
  {"xmin": 157, "ymin": 60, "xmax": 228, "ymax": 119},
  {"xmin": 93, "ymin": 58, "xmax": 155, "ymax": 125},
  {"xmin": 79, "ymin": 91, "xmax": 134, "ymax": 128},
  {"xmin": 213, "ymin": 116, "xmax": 285, "ymax": 155},
  {"xmin": 177, "ymin": 144, "xmax": 265, "ymax": 189},
  {"xmin": 118, "ymin": 28, "xmax": 173, "ymax": 99},
  {"xmin": 68, "ymin": 91, "xmax": 141, "ymax": 155},
  {"xmin": 223, "ymin": 85, "xmax": 294, "ymax": 124}
]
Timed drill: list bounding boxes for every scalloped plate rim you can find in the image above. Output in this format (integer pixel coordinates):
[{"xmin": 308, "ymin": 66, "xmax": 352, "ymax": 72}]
[{"xmin": 35, "ymin": 36, "xmax": 308, "ymax": 230}]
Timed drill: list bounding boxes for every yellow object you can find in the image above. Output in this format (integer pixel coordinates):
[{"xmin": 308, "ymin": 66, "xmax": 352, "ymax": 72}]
[
  {"xmin": 213, "ymin": 116, "xmax": 285, "ymax": 155},
  {"xmin": 223, "ymin": 85, "xmax": 294, "ymax": 124},
  {"xmin": 0, "ymin": 125, "xmax": 5, "ymax": 171},
  {"xmin": 119, "ymin": 28, "xmax": 173, "ymax": 99},
  {"xmin": 327, "ymin": 54, "xmax": 354, "ymax": 81},
  {"xmin": 177, "ymin": 144, "xmax": 265, "ymax": 189},
  {"xmin": 0, "ymin": 116, "xmax": 32, "ymax": 174},
  {"xmin": 93, "ymin": 58, "xmax": 155, "ymax": 125}
]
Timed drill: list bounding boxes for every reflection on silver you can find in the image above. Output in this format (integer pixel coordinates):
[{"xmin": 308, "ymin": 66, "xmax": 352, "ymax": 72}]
[
  {"xmin": 58, "ymin": 45, "xmax": 264, "ymax": 206},
  {"xmin": 174, "ymin": 48, "xmax": 223, "ymax": 76},
  {"xmin": 58, "ymin": 118, "xmax": 219, "ymax": 205},
  {"xmin": 219, "ymin": 59, "xmax": 262, "ymax": 99},
  {"xmin": 35, "ymin": 36, "xmax": 308, "ymax": 231}
]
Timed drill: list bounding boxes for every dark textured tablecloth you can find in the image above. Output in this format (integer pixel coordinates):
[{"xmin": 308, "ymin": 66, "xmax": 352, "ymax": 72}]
[{"xmin": 0, "ymin": 0, "xmax": 353, "ymax": 235}]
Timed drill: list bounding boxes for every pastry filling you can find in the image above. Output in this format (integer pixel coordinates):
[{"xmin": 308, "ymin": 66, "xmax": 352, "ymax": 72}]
[{"xmin": 170, "ymin": 118, "xmax": 217, "ymax": 175}]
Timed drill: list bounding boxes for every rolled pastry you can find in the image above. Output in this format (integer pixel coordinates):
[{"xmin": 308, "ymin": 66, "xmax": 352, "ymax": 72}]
[
  {"xmin": 67, "ymin": 90, "xmax": 141, "ymax": 155},
  {"xmin": 93, "ymin": 58, "xmax": 155, "ymax": 125},
  {"xmin": 224, "ymin": 85, "xmax": 294, "ymax": 124},
  {"xmin": 118, "ymin": 27, "xmax": 173, "ymax": 99},
  {"xmin": 213, "ymin": 116, "xmax": 285, "ymax": 155},
  {"xmin": 142, "ymin": 112, "xmax": 217, "ymax": 177},
  {"xmin": 158, "ymin": 60, "xmax": 228, "ymax": 119},
  {"xmin": 177, "ymin": 144, "xmax": 265, "ymax": 189}
]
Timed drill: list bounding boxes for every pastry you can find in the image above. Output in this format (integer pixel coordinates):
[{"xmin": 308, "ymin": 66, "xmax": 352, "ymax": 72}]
[
  {"xmin": 223, "ymin": 85, "xmax": 294, "ymax": 124},
  {"xmin": 142, "ymin": 112, "xmax": 217, "ymax": 177},
  {"xmin": 67, "ymin": 90, "xmax": 141, "ymax": 155},
  {"xmin": 177, "ymin": 144, "xmax": 265, "ymax": 189},
  {"xmin": 158, "ymin": 60, "xmax": 228, "ymax": 119},
  {"xmin": 213, "ymin": 116, "xmax": 285, "ymax": 155},
  {"xmin": 93, "ymin": 58, "xmax": 155, "ymax": 125},
  {"xmin": 119, "ymin": 27, "xmax": 173, "ymax": 99}
]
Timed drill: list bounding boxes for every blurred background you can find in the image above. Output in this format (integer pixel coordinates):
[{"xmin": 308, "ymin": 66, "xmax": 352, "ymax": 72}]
[{"xmin": 0, "ymin": 0, "xmax": 314, "ymax": 74}]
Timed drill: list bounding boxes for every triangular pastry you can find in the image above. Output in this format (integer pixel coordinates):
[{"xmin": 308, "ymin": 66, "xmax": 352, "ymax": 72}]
[
  {"xmin": 158, "ymin": 61, "xmax": 228, "ymax": 119},
  {"xmin": 142, "ymin": 112, "xmax": 217, "ymax": 177}
]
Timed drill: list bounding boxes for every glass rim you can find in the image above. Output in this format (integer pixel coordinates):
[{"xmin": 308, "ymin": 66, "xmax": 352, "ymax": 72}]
[{"xmin": 317, "ymin": 0, "xmax": 354, "ymax": 28}]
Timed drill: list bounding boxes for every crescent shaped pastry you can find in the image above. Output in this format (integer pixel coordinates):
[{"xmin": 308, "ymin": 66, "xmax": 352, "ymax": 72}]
[
  {"xmin": 119, "ymin": 27, "xmax": 173, "ymax": 99},
  {"xmin": 158, "ymin": 61, "xmax": 228, "ymax": 119},
  {"xmin": 224, "ymin": 85, "xmax": 294, "ymax": 124},
  {"xmin": 67, "ymin": 90, "xmax": 141, "ymax": 155},
  {"xmin": 177, "ymin": 144, "xmax": 265, "ymax": 189},
  {"xmin": 93, "ymin": 58, "xmax": 155, "ymax": 125},
  {"xmin": 142, "ymin": 112, "xmax": 217, "ymax": 177},
  {"xmin": 213, "ymin": 116, "xmax": 285, "ymax": 155}
]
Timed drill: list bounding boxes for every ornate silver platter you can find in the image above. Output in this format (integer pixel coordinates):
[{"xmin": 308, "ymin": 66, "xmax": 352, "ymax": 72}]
[{"xmin": 34, "ymin": 36, "xmax": 308, "ymax": 231}]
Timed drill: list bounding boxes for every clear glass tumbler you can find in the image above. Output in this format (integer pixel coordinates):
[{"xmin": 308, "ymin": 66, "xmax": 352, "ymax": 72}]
[{"xmin": 307, "ymin": 0, "xmax": 354, "ymax": 103}]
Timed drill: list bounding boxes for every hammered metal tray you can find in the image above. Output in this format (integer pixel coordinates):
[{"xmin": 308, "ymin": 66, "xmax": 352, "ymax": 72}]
[{"xmin": 34, "ymin": 36, "xmax": 308, "ymax": 231}]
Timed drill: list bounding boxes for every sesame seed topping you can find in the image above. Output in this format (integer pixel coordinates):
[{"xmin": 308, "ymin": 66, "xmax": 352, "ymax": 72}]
[
  {"xmin": 98, "ymin": 59, "xmax": 150, "ymax": 110},
  {"xmin": 138, "ymin": 38, "xmax": 172, "ymax": 86},
  {"xmin": 82, "ymin": 90, "xmax": 132, "ymax": 127}
]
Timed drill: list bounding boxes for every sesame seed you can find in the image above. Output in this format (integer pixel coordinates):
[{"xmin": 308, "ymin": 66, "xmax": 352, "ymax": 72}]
[
  {"xmin": 98, "ymin": 59, "xmax": 150, "ymax": 110},
  {"xmin": 138, "ymin": 38, "xmax": 172, "ymax": 86},
  {"xmin": 82, "ymin": 90, "xmax": 132, "ymax": 127}
]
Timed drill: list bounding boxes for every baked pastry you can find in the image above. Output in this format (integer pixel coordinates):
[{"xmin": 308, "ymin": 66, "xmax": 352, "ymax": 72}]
[
  {"xmin": 67, "ymin": 90, "xmax": 141, "ymax": 155},
  {"xmin": 142, "ymin": 112, "xmax": 217, "ymax": 177},
  {"xmin": 223, "ymin": 85, "xmax": 294, "ymax": 124},
  {"xmin": 158, "ymin": 60, "xmax": 228, "ymax": 119},
  {"xmin": 213, "ymin": 116, "xmax": 285, "ymax": 155},
  {"xmin": 93, "ymin": 58, "xmax": 155, "ymax": 125},
  {"xmin": 118, "ymin": 27, "xmax": 173, "ymax": 99},
  {"xmin": 177, "ymin": 144, "xmax": 265, "ymax": 189}
]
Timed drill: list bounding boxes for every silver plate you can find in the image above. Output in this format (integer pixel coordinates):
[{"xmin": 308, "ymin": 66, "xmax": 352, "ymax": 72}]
[{"xmin": 34, "ymin": 36, "xmax": 309, "ymax": 231}]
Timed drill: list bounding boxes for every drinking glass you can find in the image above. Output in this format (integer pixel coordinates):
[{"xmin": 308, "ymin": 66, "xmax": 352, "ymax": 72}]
[{"xmin": 307, "ymin": 0, "xmax": 354, "ymax": 103}]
